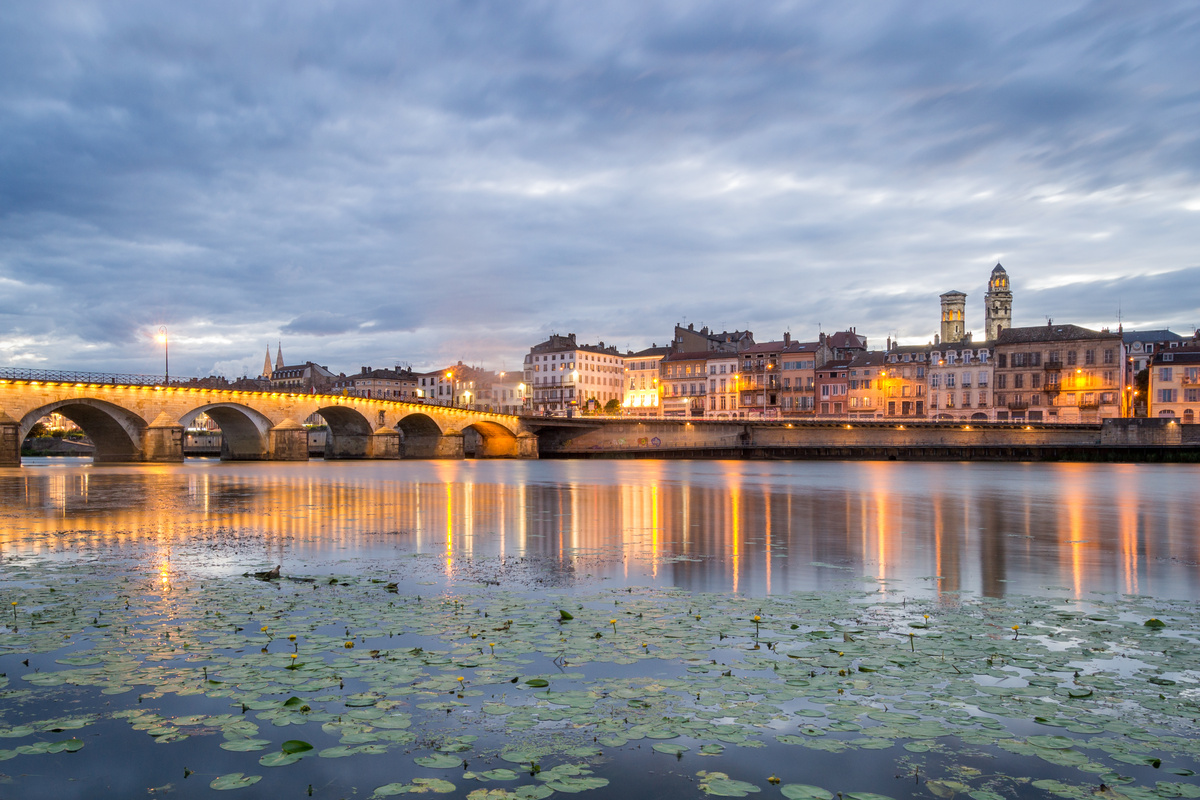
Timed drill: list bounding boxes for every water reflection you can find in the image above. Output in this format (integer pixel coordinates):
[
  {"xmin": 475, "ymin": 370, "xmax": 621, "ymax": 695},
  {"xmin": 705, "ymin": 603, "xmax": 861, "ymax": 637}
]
[{"xmin": 1, "ymin": 459, "xmax": 1198, "ymax": 600}]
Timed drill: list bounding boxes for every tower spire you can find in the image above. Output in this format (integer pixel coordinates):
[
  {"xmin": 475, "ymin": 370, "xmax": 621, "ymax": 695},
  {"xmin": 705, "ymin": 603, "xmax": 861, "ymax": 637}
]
[
  {"xmin": 275, "ymin": 341, "xmax": 284, "ymax": 370},
  {"xmin": 262, "ymin": 346, "xmax": 273, "ymax": 379}
]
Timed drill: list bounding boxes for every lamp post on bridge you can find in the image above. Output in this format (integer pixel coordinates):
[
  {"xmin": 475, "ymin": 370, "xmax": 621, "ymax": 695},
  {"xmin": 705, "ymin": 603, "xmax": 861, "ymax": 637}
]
[{"xmin": 156, "ymin": 326, "xmax": 169, "ymax": 386}]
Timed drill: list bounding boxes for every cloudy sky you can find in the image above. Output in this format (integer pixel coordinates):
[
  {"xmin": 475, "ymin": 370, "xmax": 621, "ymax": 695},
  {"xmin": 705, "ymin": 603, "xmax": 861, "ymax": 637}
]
[{"xmin": 2, "ymin": 1, "xmax": 1198, "ymax": 379}]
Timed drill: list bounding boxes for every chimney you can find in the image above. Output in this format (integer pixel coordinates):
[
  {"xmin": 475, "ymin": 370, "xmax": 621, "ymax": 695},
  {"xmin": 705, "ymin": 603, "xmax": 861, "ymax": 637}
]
[
  {"xmin": 688, "ymin": 323, "xmax": 694, "ymax": 331},
  {"xmin": 935, "ymin": 334, "xmax": 940, "ymax": 345},
  {"xmin": 783, "ymin": 332, "xmax": 791, "ymax": 346},
  {"xmin": 886, "ymin": 336, "xmax": 892, "ymax": 351}
]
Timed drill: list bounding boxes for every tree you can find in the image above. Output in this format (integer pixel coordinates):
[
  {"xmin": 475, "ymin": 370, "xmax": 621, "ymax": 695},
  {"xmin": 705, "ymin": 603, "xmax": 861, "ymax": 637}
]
[{"xmin": 603, "ymin": 399, "xmax": 622, "ymax": 415}]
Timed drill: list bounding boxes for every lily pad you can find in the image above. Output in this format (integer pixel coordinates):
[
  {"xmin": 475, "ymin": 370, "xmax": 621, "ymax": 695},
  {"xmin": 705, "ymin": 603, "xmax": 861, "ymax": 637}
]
[
  {"xmin": 210, "ymin": 772, "xmax": 263, "ymax": 790},
  {"xmin": 781, "ymin": 786, "xmax": 833, "ymax": 800},
  {"xmin": 415, "ymin": 754, "xmax": 465, "ymax": 769}
]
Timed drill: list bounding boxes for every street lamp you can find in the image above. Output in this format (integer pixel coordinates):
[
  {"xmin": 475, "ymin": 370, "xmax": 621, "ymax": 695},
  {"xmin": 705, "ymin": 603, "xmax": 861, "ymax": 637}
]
[
  {"xmin": 445, "ymin": 371, "xmax": 454, "ymax": 407},
  {"xmin": 155, "ymin": 326, "xmax": 169, "ymax": 385}
]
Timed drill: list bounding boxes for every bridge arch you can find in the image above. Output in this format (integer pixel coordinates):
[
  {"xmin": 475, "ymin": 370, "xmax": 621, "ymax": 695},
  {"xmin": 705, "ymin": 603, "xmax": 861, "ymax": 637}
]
[
  {"xmin": 462, "ymin": 420, "xmax": 522, "ymax": 458},
  {"xmin": 19, "ymin": 398, "xmax": 147, "ymax": 463},
  {"xmin": 180, "ymin": 403, "xmax": 274, "ymax": 460},
  {"xmin": 395, "ymin": 412, "xmax": 444, "ymax": 458},
  {"xmin": 313, "ymin": 404, "xmax": 374, "ymax": 459}
]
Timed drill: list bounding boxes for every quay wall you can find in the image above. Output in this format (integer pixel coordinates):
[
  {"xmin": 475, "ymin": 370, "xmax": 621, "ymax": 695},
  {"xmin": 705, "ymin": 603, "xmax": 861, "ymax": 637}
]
[{"xmin": 535, "ymin": 418, "xmax": 1200, "ymax": 462}]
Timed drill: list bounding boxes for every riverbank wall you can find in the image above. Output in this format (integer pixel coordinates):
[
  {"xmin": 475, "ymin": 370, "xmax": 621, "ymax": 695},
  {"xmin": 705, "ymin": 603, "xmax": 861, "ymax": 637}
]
[{"xmin": 536, "ymin": 418, "xmax": 1200, "ymax": 462}]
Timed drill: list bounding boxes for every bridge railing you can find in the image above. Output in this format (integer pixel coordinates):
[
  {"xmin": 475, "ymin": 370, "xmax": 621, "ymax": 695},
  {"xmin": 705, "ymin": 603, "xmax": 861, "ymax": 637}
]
[{"xmin": 0, "ymin": 366, "xmax": 170, "ymax": 386}]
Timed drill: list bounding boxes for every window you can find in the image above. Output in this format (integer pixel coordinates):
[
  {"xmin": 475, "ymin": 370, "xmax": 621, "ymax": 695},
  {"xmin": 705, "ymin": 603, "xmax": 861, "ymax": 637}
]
[
  {"xmin": 997, "ymin": 374, "xmax": 1007, "ymax": 389},
  {"xmin": 1159, "ymin": 367, "xmax": 1174, "ymax": 382},
  {"xmin": 1185, "ymin": 388, "xmax": 1199, "ymax": 403},
  {"xmin": 1014, "ymin": 374, "xmax": 1024, "ymax": 389},
  {"xmin": 997, "ymin": 354, "xmax": 1007, "ymax": 368},
  {"xmin": 930, "ymin": 374, "xmax": 941, "ymax": 388},
  {"xmin": 1158, "ymin": 389, "xmax": 1177, "ymax": 403},
  {"xmin": 1031, "ymin": 373, "xmax": 1041, "ymax": 389},
  {"xmin": 1085, "ymin": 349, "xmax": 1096, "ymax": 365},
  {"xmin": 1104, "ymin": 349, "xmax": 1115, "ymax": 364},
  {"xmin": 1066, "ymin": 350, "xmax": 1077, "ymax": 366}
]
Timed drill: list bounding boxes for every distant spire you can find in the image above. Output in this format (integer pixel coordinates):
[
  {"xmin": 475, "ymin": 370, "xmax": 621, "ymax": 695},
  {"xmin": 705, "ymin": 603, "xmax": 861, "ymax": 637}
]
[
  {"xmin": 275, "ymin": 341, "xmax": 284, "ymax": 370},
  {"xmin": 262, "ymin": 346, "xmax": 273, "ymax": 379}
]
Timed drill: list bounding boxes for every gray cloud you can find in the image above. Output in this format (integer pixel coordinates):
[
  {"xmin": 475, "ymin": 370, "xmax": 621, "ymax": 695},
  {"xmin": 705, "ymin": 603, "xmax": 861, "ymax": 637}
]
[{"xmin": 0, "ymin": 1, "xmax": 1197, "ymax": 377}]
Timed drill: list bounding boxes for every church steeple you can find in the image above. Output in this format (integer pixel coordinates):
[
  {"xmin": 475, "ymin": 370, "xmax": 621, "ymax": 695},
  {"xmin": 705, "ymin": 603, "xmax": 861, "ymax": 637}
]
[
  {"xmin": 984, "ymin": 263, "xmax": 1013, "ymax": 341},
  {"xmin": 275, "ymin": 342, "xmax": 284, "ymax": 370},
  {"xmin": 262, "ymin": 346, "xmax": 273, "ymax": 379}
]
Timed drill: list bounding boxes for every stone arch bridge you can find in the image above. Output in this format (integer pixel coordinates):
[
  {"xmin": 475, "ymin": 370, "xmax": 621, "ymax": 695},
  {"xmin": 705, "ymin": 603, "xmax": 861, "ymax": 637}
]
[{"xmin": 0, "ymin": 378, "xmax": 541, "ymax": 466}]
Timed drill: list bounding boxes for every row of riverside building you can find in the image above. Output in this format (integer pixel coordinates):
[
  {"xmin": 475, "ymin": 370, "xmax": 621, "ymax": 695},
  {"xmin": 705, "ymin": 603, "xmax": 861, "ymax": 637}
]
[{"xmin": 523, "ymin": 264, "xmax": 1200, "ymax": 424}]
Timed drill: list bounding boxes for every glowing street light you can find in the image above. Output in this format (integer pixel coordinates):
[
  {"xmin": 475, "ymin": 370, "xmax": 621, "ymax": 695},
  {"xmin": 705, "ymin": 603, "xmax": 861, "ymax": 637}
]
[{"xmin": 155, "ymin": 326, "xmax": 169, "ymax": 385}]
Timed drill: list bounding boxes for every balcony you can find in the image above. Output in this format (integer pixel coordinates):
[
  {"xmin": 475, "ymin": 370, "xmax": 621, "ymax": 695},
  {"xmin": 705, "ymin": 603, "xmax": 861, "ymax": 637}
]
[
  {"xmin": 1183, "ymin": 375, "xmax": 1199, "ymax": 386},
  {"xmin": 1078, "ymin": 399, "xmax": 1101, "ymax": 409},
  {"xmin": 1007, "ymin": 399, "xmax": 1029, "ymax": 410},
  {"xmin": 1042, "ymin": 383, "xmax": 1061, "ymax": 395},
  {"xmin": 1044, "ymin": 361, "xmax": 1063, "ymax": 371}
]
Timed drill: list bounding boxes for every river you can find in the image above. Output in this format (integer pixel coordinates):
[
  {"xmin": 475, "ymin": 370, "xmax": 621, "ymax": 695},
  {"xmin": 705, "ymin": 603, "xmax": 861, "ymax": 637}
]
[
  {"xmin": 3, "ymin": 458, "xmax": 1198, "ymax": 599},
  {"xmin": 2, "ymin": 458, "xmax": 1199, "ymax": 800}
]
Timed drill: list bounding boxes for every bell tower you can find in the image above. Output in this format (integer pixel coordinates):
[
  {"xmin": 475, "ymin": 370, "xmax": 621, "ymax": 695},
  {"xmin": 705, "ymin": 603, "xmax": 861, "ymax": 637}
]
[
  {"xmin": 984, "ymin": 263, "xmax": 1012, "ymax": 340},
  {"xmin": 939, "ymin": 291, "xmax": 967, "ymax": 344}
]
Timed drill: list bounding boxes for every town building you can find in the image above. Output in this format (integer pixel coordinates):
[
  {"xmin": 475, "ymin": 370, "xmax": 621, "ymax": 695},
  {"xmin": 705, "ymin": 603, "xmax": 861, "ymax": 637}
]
[
  {"xmin": 815, "ymin": 360, "xmax": 852, "ymax": 416},
  {"xmin": 993, "ymin": 323, "xmax": 1124, "ymax": 423},
  {"xmin": 1123, "ymin": 329, "xmax": 1188, "ymax": 376},
  {"xmin": 672, "ymin": 323, "xmax": 755, "ymax": 353},
  {"xmin": 269, "ymin": 361, "xmax": 337, "ymax": 393},
  {"xmin": 523, "ymin": 333, "xmax": 624, "ymax": 415},
  {"xmin": 660, "ymin": 351, "xmax": 710, "ymax": 418},
  {"xmin": 704, "ymin": 352, "xmax": 740, "ymax": 419},
  {"xmin": 331, "ymin": 367, "xmax": 418, "ymax": 400},
  {"xmin": 846, "ymin": 351, "xmax": 887, "ymax": 419},
  {"xmin": 881, "ymin": 345, "xmax": 930, "ymax": 418},
  {"xmin": 1147, "ymin": 346, "xmax": 1200, "ymax": 423},
  {"xmin": 622, "ymin": 345, "xmax": 671, "ymax": 417},
  {"xmin": 823, "ymin": 329, "xmax": 869, "ymax": 361},
  {"xmin": 738, "ymin": 341, "xmax": 786, "ymax": 418},
  {"xmin": 927, "ymin": 343, "xmax": 995, "ymax": 421}
]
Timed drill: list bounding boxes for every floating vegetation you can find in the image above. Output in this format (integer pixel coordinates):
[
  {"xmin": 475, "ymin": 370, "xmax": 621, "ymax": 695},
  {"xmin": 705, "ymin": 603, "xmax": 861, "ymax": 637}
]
[{"xmin": 2, "ymin": 558, "xmax": 1200, "ymax": 798}]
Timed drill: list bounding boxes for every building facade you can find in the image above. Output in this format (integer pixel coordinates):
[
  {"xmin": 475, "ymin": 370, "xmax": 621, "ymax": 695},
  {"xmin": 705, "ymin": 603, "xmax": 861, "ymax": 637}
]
[
  {"xmin": 993, "ymin": 324, "xmax": 1124, "ymax": 422},
  {"xmin": 331, "ymin": 367, "xmax": 418, "ymax": 400},
  {"xmin": 927, "ymin": 344, "xmax": 994, "ymax": 421},
  {"xmin": 1148, "ymin": 347, "xmax": 1200, "ymax": 423},
  {"xmin": 881, "ymin": 345, "xmax": 930, "ymax": 418},
  {"xmin": 523, "ymin": 333, "xmax": 624, "ymax": 415},
  {"xmin": 660, "ymin": 351, "xmax": 710, "ymax": 418},
  {"xmin": 622, "ymin": 346, "xmax": 671, "ymax": 416}
]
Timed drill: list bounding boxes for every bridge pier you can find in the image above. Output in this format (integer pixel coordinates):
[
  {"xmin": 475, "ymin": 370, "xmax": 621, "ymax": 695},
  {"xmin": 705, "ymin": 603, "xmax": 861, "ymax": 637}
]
[
  {"xmin": 435, "ymin": 430, "xmax": 465, "ymax": 459},
  {"xmin": 516, "ymin": 432, "xmax": 539, "ymax": 459},
  {"xmin": 367, "ymin": 425, "xmax": 401, "ymax": 459},
  {"xmin": 268, "ymin": 419, "xmax": 309, "ymax": 461},
  {"xmin": 143, "ymin": 412, "xmax": 185, "ymax": 462},
  {"xmin": 0, "ymin": 409, "xmax": 19, "ymax": 467}
]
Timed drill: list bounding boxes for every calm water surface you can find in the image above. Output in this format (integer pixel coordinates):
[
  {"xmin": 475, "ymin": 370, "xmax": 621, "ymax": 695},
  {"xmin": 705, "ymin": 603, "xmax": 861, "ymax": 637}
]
[
  {"xmin": 3, "ymin": 458, "xmax": 1200, "ymax": 800},
  {"xmin": 3, "ymin": 458, "xmax": 1197, "ymax": 599}
]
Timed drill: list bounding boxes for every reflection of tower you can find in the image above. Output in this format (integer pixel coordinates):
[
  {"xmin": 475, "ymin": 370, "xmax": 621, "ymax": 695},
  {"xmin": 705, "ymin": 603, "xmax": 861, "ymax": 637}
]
[
  {"xmin": 939, "ymin": 291, "xmax": 967, "ymax": 344},
  {"xmin": 984, "ymin": 263, "xmax": 1012, "ymax": 341}
]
